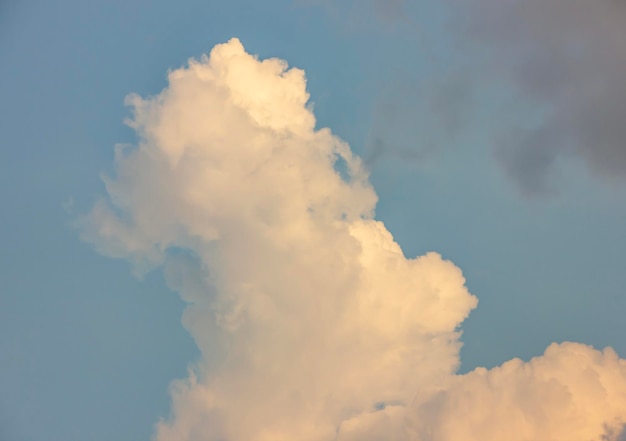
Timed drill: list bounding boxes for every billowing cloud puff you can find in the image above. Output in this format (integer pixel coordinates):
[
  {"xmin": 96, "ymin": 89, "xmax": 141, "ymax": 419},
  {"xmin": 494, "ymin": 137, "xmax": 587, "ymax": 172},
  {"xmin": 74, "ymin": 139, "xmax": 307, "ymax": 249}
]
[
  {"xmin": 412, "ymin": 342, "xmax": 626, "ymax": 441},
  {"xmin": 81, "ymin": 39, "xmax": 626, "ymax": 441}
]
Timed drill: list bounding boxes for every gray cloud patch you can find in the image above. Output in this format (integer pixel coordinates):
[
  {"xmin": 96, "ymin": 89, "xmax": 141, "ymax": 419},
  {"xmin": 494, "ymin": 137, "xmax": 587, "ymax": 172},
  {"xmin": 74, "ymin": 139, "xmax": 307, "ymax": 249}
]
[
  {"xmin": 304, "ymin": 0, "xmax": 626, "ymax": 192},
  {"xmin": 451, "ymin": 0, "xmax": 626, "ymax": 191},
  {"xmin": 494, "ymin": 125, "xmax": 562, "ymax": 196}
]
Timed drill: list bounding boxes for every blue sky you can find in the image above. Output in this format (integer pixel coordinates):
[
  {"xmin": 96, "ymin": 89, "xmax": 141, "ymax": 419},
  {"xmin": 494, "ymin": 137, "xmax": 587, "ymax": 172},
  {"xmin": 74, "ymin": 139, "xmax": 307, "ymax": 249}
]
[{"xmin": 2, "ymin": 1, "xmax": 626, "ymax": 440}]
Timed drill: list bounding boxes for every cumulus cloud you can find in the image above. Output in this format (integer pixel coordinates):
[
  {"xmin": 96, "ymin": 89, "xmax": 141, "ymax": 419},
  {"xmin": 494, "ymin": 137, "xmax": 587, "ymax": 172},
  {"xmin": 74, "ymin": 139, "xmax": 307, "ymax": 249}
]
[
  {"xmin": 446, "ymin": 0, "xmax": 626, "ymax": 193},
  {"xmin": 412, "ymin": 342, "xmax": 626, "ymax": 441},
  {"xmin": 81, "ymin": 39, "xmax": 626, "ymax": 440}
]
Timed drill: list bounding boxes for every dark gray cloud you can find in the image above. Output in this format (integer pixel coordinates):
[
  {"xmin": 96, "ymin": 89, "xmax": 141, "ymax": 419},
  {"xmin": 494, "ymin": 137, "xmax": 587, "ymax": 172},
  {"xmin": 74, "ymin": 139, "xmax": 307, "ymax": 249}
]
[
  {"xmin": 450, "ymin": 0, "xmax": 626, "ymax": 193},
  {"xmin": 302, "ymin": 0, "xmax": 626, "ymax": 193}
]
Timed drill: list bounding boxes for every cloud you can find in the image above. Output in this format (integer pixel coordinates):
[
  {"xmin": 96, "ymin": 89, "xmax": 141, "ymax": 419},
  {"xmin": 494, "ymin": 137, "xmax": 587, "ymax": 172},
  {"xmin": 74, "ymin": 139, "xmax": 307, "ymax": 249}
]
[
  {"xmin": 81, "ymin": 39, "xmax": 626, "ymax": 440},
  {"xmin": 446, "ymin": 0, "xmax": 626, "ymax": 193},
  {"xmin": 412, "ymin": 342, "xmax": 626, "ymax": 441},
  {"xmin": 320, "ymin": 0, "xmax": 626, "ymax": 193}
]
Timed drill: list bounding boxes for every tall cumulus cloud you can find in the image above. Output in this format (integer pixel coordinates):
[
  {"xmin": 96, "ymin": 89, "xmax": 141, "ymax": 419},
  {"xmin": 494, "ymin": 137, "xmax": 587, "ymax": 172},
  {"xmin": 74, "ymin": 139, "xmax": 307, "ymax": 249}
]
[{"xmin": 81, "ymin": 39, "xmax": 626, "ymax": 440}]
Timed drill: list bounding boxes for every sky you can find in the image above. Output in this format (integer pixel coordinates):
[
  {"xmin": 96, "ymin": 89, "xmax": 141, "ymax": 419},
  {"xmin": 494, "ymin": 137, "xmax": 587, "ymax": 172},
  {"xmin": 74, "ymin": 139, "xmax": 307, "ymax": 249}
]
[{"xmin": 2, "ymin": 1, "xmax": 626, "ymax": 440}]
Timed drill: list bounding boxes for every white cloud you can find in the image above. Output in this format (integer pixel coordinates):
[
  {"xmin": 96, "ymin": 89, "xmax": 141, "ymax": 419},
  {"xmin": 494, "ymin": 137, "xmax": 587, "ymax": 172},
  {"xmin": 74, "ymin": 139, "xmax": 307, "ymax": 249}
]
[
  {"xmin": 411, "ymin": 342, "xmax": 626, "ymax": 441},
  {"xmin": 81, "ymin": 38, "xmax": 626, "ymax": 441}
]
